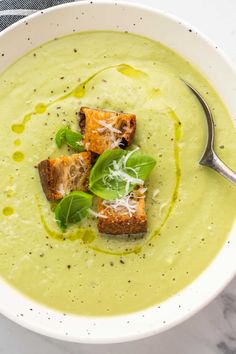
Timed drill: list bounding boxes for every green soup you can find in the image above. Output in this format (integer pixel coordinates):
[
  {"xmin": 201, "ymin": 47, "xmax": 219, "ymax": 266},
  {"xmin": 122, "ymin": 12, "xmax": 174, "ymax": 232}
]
[{"xmin": 0, "ymin": 31, "xmax": 235, "ymax": 316}]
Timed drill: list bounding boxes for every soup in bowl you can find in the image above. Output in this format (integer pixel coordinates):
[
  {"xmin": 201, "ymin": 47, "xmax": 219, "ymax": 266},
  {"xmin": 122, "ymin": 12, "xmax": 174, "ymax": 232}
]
[{"xmin": 0, "ymin": 1, "xmax": 235, "ymax": 343}]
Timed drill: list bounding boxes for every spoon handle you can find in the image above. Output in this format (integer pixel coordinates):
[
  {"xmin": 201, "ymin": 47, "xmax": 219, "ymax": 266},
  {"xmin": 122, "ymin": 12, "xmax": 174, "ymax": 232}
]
[{"xmin": 201, "ymin": 151, "xmax": 236, "ymax": 185}]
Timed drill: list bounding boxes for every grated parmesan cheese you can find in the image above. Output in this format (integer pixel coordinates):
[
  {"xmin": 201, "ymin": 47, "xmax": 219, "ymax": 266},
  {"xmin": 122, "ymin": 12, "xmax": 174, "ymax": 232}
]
[
  {"xmin": 57, "ymin": 183, "xmax": 65, "ymax": 196},
  {"xmin": 88, "ymin": 208, "xmax": 108, "ymax": 219},
  {"xmin": 160, "ymin": 201, "xmax": 168, "ymax": 215},
  {"xmin": 76, "ymin": 140, "xmax": 84, "ymax": 146},
  {"xmin": 110, "ymin": 138, "xmax": 122, "ymax": 149},
  {"xmin": 102, "ymin": 194, "xmax": 138, "ymax": 217},
  {"xmin": 97, "ymin": 120, "xmax": 122, "ymax": 134},
  {"xmin": 152, "ymin": 188, "xmax": 160, "ymax": 201},
  {"xmin": 139, "ymin": 187, "xmax": 147, "ymax": 195},
  {"xmin": 95, "ymin": 117, "xmax": 122, "ymax": 150},
  {"xmin": 103, "ymin": 147, "xmax": 144, "ymax": 196}
]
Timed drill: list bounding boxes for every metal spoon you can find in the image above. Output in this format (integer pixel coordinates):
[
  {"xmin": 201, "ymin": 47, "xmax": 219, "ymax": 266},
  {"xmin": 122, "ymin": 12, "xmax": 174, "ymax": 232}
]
[{"xmin": 184, "ymin": 81, "xmax": 236, "ymax": 185}]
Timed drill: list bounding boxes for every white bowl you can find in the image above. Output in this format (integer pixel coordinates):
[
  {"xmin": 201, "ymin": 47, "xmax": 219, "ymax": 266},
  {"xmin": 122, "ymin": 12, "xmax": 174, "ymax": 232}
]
[{"xmin": 0, "ymin": 0, "xmax": 236, "ymax": 344}]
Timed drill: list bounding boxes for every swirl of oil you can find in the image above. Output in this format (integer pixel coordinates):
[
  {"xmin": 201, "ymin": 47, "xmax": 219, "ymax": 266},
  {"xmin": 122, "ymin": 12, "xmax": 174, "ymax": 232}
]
[
  {"xmin": 11, "ymin": 64, "xmax": 147, "ymax": 134},
  {"xmin": 32, "ymin": 64, "xmax": 181, "ymax": 256}
]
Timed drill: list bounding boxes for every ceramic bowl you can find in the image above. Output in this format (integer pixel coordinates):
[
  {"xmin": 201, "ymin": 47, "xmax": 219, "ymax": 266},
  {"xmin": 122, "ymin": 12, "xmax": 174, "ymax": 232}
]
[{"xmin": 0, "ymin": 0, "xmax": 235, "ymax": 344}]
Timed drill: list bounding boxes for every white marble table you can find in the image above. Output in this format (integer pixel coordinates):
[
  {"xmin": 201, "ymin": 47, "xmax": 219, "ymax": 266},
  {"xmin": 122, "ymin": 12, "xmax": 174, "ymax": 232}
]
[{"xmin": 1, "ymin": 0, "xmax": 236, "ymax": 353}]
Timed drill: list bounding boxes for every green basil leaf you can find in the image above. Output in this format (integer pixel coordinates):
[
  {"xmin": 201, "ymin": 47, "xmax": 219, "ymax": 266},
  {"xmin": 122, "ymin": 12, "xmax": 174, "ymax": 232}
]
[
  {"xmin": 55, "ymin": 126, "xmax": 84, "ymax": 151},
  {"xmin": 126, "ymin": 151, "xmax": 156, "ymax": 181},
  {"xmin": 55, "ymin": 127, "xmax": 68, "ymax": 148},
  {"xmin": 55, "ymin": 191, "xmax": 93, "ymax": 231},
  {"xmin": 65, "ymin": 129, "xmax": 84, "ymax": 152},
  {"xmin": 89, "ymin": 149, "xmax": 156, "ymax": 200}
]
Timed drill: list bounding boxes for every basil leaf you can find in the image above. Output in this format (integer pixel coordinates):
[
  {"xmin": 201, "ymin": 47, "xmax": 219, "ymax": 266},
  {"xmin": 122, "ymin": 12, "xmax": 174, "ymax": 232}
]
[
  {"xmin": 65, "ymin": 129, "xmax": 84, "ymax": 152},
  {"xmin": 55, "ymin": 127, "xmax": 68, "ymax": 148},
  {"xmin": 55, "ymin": 191, "xmax": 93, "ymax": 231},
  {"xmin": 55, "ymin": 126, "xmax": 84, "ymax": 151},
  {"xmin": 89, "ymin": 149, "xmax": 156, "ymax": 200},
  {"xmin": 126, "ymin": 151, "xmax": 156, "ymax": 181}
]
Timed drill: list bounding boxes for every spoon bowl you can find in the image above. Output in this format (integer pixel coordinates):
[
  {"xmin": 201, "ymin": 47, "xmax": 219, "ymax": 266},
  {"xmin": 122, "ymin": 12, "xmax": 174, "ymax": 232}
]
[{"xmin": 184, "ymin": 81, "xmax": 236, "ymax": 185}]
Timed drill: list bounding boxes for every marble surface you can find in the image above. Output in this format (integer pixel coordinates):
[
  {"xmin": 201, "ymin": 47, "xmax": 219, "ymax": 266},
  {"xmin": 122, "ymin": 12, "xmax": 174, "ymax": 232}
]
[{"xmin": 1, "ymin": 0, "xmax": 236, "ymax": 353}]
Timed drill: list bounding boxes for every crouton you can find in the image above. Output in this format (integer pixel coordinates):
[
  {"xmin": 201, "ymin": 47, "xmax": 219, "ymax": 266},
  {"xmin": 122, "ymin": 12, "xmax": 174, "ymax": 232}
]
[
  {"xmin": 97, "ymin": 187, "xmax": 147, "ymax": 235},
  {"xmin": 38, "ymin": 152, "xmax": 91, "ymax": 201},
  {"xmin": 78, "ymin": 107, "xmax": 136, "ymax": 155}
]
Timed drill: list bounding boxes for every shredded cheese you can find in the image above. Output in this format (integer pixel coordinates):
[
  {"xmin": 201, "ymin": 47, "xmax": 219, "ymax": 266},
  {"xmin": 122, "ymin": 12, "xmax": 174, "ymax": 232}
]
[
  {"xmin": 95, "ymin": 117, "xmax": 122, "ymax": 150},
  {"xmin": 123, "ymin": 146, "xmax": 139, "ymax": 166},
  {"xmin": 57, "ymin": 183, "xmax": 65, "ymax": 196},
  {"xmin": 102, "ymin": 194, "xmax": 138, "ymax": 217},
  {"xmin": 88, "ymin": 208, "xmax": 108, "ymax": 219},
  {"xmin": 77, "ymin": 155, "xmax": 85, "ymax": 168},
  {"xmin": 152, "ymin": 188, "xmax": 160, "ymax": 201},
  {"xmin": 103, "ymin": 147, "xmax": 144, "ymax": 196},
  {"xmin": 139, "ymin": 187, "xmax": 148, "ymax": 195},
  {"xmin": 160, "ymin": 201, "xmax": 168, "ymax": 215},
  {"xmin": 76, "ymin": 140, "xmax": 84, "ymax": 146},
  {"xmin": 110, "ymin": 138, "xmax": 122, "ymax": 149},
  {"xmin": 97, "ymin": 120, "xmax": 122, "ymax": 134}
]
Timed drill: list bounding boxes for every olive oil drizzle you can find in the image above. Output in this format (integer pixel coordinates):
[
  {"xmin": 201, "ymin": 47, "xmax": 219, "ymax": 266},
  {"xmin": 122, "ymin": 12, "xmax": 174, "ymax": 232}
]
[
  {"xmin": 30, "ymin": 65, "xmax": 181, "ymax": 256},
  {"xmin": 37, "ymin": 109, "xmax": 182, "ymax": 256},
  {"xmin": 11, "ymin": 64, "xmax": 146, "ymax": 134},
  {"xmin": 12, "ymin": 151, "xmax": 24, "ymax": 162},
  {"xmin": 2, "ymin": 206, "xmax": 14, "ymax": 216},
  {"xmin": 150, "ymin": 110, "xmax": 181, "ymax": 240},
  {"xmin": 36, "ymin": 197, "xmax": 96, "ymax": 243}
]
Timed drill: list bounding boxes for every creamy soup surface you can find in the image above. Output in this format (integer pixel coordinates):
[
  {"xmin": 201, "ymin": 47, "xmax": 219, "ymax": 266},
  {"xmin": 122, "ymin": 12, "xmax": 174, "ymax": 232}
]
[{"xmin": 0, "ymin": 31, "xmax": 235, "ymax": 316}]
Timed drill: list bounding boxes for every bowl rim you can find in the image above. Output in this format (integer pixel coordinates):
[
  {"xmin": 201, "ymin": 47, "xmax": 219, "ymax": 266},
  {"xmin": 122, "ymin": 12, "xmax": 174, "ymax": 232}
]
[{"xmin": 0, "ymin": 0, "xmax": 236, "ymax": 344}]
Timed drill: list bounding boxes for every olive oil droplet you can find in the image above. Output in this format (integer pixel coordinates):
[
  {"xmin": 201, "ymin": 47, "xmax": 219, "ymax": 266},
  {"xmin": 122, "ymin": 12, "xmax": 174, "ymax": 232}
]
[
  {"xmin": 73, "ymin": 85, "xmax": 85, "ymax": 98},
  {"xmin": 11, "ymin": 124, "xmax": 24, "ymax": 134},
  {"xmin": 14, "ymin": 139, "xmax": 21, "ymax": 146},
  {"xmin": 24, "ymin": 113, "xmax": 32, "ymax": 123},
  {"xmin": 117, "ymin": 64, "xmax": 147, "ymax": 79},
  {"xmin": 82, "ymin": 230, "xmax": 96, "ymax": 244},
  {"xmin": 12, "ymin": 151, "xmax": 24, "ymax": 162},
  {"xmin": 35, "ymin": 103, "xmax": 46, "ymax": 114},
  {"xmin": 2, "ymin": 207, "xmax": 14, "ymax": 216}
]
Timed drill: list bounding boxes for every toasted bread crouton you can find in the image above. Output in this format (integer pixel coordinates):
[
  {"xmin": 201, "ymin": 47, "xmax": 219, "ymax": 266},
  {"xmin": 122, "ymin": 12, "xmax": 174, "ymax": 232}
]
[
  {"xmin": 97, "ymin": 187, "xmax": 147, "ymax": 235},
  {"xmin": 38, "ymin": 152, "xmax": 91, "ymax": 201},
  {"xmin": 79, "ymin": 107, "xmax": 136, "ymax": 155}
]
